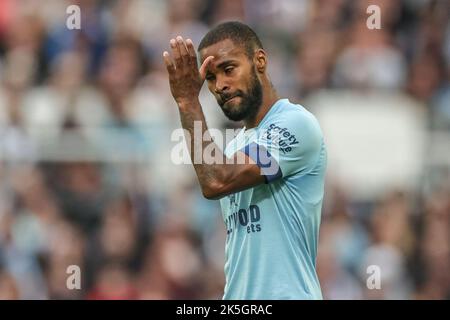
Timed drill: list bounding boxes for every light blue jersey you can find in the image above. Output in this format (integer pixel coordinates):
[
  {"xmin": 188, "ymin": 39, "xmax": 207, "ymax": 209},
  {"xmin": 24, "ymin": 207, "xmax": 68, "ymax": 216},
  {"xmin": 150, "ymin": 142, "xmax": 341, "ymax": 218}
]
[{"xmin": 219, "ymin": 98, "xmax": 327, "ymax": 300}]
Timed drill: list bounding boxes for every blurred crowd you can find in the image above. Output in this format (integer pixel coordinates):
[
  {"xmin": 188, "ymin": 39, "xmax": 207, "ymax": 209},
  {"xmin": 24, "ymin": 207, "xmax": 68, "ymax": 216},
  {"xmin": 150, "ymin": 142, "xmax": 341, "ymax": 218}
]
[{"xmin": 0, "ymin": 0, "xmax": 449, "ymax": 300}]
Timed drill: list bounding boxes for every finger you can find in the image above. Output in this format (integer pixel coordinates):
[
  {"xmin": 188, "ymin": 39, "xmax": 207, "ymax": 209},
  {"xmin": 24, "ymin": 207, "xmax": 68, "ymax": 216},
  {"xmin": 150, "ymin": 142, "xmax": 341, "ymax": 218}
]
[
  {"xmin": 199, "ymin": 56, "xmax": 215, "ymax": 80},
  {"xmin": 176, "ymin": 36, "xmax": 189, "ymax": 65},
  {"xmin": 163, "ymin": 51, "xmax": 175, "ymax": 76},
  {"xmin": 186, "ymin": 38, "xmax": 197, "ymax": 65},
  {"xmin": 170, "ymin": 38, "xmax": 182, "ymax": 68}
]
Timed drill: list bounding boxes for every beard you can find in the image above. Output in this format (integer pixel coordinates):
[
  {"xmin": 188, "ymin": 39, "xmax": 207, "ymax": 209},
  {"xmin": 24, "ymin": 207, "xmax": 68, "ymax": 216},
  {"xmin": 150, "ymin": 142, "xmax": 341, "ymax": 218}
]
[{"xmin": 218, "ymin": 68, "xmax": 263, "ymax": 122}]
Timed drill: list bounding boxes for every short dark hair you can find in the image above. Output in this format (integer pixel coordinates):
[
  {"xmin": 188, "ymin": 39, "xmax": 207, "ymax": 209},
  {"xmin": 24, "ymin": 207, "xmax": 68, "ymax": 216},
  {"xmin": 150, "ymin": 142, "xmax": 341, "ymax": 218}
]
[{"xmin": 198, "ymin": 21, "xmax": 263, "ymax": 58}]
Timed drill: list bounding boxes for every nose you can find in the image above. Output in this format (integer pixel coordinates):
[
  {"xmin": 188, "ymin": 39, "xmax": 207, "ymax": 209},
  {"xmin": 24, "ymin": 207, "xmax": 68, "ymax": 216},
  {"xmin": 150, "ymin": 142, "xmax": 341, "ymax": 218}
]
[{"xmin": 214, "ymin": 76, "xmax": 230, "ymax": 94}]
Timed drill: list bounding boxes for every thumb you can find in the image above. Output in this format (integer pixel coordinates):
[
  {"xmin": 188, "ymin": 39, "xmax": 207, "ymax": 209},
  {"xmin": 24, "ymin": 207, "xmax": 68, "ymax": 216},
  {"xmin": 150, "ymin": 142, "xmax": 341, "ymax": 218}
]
[{"xmin": 199, "ymin": 56, "xmax": 214, "ymax": 80}]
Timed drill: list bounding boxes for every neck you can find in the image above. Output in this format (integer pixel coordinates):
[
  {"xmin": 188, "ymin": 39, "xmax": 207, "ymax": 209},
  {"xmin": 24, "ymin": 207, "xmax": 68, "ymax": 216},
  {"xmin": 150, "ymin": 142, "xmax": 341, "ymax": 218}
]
[{"xmin": 244, "ymin": 84, "xmax": 280, "ymax": 129}]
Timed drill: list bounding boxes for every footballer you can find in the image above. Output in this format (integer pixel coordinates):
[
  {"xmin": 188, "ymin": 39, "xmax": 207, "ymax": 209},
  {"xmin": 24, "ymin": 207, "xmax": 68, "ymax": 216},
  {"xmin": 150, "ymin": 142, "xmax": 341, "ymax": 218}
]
[{"xmin": 163, "ymin": 21, "xmax": 327, "ymax": 300}]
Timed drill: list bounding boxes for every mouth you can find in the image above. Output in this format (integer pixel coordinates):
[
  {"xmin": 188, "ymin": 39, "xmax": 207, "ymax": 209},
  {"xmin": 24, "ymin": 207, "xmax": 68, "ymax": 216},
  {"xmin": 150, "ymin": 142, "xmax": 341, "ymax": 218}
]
[{"xmin": 223, "ymin": 95, "xmax": 240, "ymax": 105}]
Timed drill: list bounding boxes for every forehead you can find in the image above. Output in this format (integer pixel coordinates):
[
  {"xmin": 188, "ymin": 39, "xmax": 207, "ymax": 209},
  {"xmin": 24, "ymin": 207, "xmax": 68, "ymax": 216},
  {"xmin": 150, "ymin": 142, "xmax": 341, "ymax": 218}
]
[{"xmin": 199, "ymin": 39, "xmax": 247, "ymax": 66}]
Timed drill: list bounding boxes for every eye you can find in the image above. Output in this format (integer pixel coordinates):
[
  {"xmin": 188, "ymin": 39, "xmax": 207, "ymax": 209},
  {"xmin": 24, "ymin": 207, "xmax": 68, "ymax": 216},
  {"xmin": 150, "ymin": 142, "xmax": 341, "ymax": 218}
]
[
  {"xmin": 224, "ymin": 66, "xmax": 234, "ymax": 75},
  {"xmin": 206, "ymin": 74, "xmax": 215, "ymax": 81}
]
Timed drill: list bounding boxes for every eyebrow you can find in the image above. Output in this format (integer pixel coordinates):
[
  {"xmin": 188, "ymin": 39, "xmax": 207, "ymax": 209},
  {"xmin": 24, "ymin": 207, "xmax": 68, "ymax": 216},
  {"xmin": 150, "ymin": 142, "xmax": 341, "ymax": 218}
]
[
  {"xmin": 205, "ymin": 59, "xmax": 238, "ymax": 76},
  {"xmin": 216, "ymin": 60, "xmax": 237, "ymax": 69}
]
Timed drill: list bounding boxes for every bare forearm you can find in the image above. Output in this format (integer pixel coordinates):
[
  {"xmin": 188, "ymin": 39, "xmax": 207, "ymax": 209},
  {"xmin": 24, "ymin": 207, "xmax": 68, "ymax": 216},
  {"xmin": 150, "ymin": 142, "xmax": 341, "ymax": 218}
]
[{"xmin": 178, "ymin": 100, "xmax": 227, "ymax": 196}]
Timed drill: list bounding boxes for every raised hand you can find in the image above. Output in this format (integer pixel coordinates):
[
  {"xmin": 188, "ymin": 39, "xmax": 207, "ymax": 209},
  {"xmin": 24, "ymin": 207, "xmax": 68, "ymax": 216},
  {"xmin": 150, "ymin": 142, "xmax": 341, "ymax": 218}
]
[{"xmin": 163, "ymin": 36, "xmax": 214, "ymax": 107}]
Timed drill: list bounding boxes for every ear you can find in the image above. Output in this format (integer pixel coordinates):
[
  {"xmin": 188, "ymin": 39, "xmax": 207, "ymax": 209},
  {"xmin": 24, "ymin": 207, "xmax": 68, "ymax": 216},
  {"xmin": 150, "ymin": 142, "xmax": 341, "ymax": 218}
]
[{"xmin": 253, "ymin": 49, "xmax": 267, "ymax": 73}]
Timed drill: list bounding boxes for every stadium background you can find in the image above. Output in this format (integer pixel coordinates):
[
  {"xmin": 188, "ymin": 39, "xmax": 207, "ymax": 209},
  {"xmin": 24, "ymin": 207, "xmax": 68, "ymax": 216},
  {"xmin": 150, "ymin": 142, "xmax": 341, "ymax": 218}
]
[{"xmin": 0, "ymin": 0, "xmax": 449, "ymax": 299}]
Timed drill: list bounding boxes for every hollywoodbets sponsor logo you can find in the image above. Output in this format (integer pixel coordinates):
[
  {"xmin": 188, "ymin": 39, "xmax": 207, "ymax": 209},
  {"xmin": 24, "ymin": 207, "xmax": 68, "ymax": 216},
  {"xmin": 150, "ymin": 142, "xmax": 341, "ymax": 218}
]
[
  {"xmin": 264, "ymin": 123, "xmax": 299, "ymax": 154},
  {"xmin": 225, "ymin": 205, "xmax": 261, "ymax": 236}
]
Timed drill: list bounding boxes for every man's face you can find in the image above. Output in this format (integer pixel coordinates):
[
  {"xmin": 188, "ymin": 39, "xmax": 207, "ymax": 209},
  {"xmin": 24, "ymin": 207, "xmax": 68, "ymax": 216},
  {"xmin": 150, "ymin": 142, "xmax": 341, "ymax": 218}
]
[{"xmin": 199, "ymin": 39, "xmax": 263, "ymax": 122}]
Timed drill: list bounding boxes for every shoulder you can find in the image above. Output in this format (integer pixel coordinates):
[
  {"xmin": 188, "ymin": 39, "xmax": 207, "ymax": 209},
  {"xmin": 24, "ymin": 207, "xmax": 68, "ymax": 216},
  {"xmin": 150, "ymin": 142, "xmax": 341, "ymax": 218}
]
[{"xmin": 260, "ymin": 100, "xmax": 323, "ymax": 140}]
